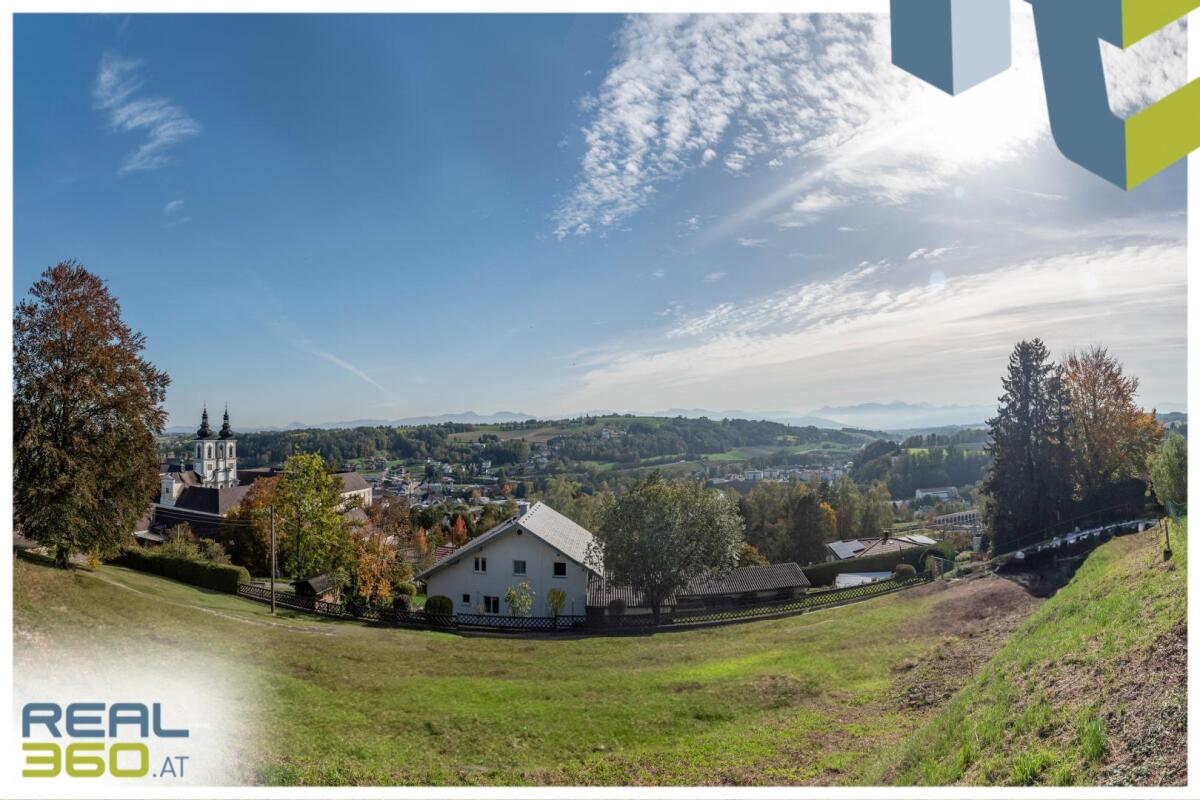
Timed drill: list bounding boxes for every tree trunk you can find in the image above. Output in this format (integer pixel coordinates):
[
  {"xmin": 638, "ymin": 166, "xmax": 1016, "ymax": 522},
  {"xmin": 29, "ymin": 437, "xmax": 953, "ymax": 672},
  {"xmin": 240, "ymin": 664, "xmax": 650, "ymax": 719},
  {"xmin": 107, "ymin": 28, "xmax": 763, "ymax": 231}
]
[{"xmin": 54, "ymin": 544, "xmax": 71, "ymax": 568}]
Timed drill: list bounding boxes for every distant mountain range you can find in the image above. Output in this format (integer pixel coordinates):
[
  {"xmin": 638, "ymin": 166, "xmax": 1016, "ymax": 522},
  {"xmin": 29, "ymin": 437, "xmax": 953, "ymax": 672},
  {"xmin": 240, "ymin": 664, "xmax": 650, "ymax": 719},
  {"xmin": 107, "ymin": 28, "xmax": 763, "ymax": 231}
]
[
  {"xmin": 810, "ymin": 401, "xmax": 995, "ymax": 431},
  {"xmin": 165, "ymin": 411, "xmax": 535, "ymax": 434},
  {"xmin": 165, "ymin": 401, "xmax": 1184, "ymax": 437}
]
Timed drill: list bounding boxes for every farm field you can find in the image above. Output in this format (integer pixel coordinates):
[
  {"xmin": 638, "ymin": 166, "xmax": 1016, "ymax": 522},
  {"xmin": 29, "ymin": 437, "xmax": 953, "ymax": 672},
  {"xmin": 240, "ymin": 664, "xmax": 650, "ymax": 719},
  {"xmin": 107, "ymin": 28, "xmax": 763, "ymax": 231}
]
[{"xmin": 12, "ymin": 523, "xmax": 1183, "ymax": 786}]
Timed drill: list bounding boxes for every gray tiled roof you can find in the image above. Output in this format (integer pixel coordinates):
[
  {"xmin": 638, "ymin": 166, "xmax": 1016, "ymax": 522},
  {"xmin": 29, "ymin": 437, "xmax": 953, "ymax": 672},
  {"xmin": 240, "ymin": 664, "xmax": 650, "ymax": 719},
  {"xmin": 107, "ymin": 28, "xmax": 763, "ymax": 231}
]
[
  {"xmin": 172, "ymin": 485, "xmax": 251, "ymax": 515},
  {"xmin": 587, "ymin": 562, "xmax": 811, "ymax": 607},
  {"xmin": 517, "ymin": 502, "xmax": 600, "ymax": 571},
  {"xmin": 680, "ymin": 562, "xmax": 811, "ymax": 597},
  {"xmin": 416, "ymin": 501, "xmax": 599, "ymax": 580},
  {"xmin": 337, "ymin": 472, "xmax": 370, "ymax": 492},
  {"xmin": 826, "ymin": 539, "xmax": 866, "ymax": 560}
]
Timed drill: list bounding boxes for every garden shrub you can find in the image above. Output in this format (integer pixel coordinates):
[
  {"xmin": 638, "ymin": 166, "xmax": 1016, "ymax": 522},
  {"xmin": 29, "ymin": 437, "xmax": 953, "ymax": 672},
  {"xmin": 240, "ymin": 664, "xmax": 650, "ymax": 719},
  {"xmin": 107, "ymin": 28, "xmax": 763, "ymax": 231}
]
[
  {"xmin": 893, "ymin": 563, "xmax": 917, "ymax": 579},
  {"xmin": 803, "ymin": 543, "xmax": 951, "ymax": 586},
  {"xmin": 394, "ymin": 581, "xmax": 417, "ymax": 597},
  {"xmin": 112, "ymin": 547, "xmax": 249, "ymax": 593},
  {"xmin": 424, "ymin": 595, "xmax": 454, "ymax": 618},
  {"xmin": 392, "ymin": 594, "xmax": 411, "ymax": 611}
]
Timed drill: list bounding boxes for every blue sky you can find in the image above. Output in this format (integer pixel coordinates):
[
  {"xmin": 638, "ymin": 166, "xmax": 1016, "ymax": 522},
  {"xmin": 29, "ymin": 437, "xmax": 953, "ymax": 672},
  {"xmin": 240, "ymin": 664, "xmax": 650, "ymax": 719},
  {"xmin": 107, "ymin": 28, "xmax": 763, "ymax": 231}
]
[{"xmin": 14, "ymin": 13, "xmax": 1188, "ymax": 429}]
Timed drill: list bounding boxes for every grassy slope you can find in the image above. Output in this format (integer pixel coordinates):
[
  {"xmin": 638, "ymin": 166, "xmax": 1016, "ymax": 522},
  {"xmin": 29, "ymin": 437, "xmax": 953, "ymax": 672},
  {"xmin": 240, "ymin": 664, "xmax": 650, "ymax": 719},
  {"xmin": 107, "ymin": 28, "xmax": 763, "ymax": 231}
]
[
  {"xmin": 17, "ymin": 558, "xmax": 963, "ymax": 786},
  {"xmin": 861, "ymin": 520, "xmax": 1187, "ymax": 786}
]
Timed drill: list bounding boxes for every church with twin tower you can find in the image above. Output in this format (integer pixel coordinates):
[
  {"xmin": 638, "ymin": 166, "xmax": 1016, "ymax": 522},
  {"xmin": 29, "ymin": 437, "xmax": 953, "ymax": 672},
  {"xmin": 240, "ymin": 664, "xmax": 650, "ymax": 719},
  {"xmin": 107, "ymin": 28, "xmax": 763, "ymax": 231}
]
[{"xmin": 191, "ymin": 404, "xmax": 239, "ymax": 488}]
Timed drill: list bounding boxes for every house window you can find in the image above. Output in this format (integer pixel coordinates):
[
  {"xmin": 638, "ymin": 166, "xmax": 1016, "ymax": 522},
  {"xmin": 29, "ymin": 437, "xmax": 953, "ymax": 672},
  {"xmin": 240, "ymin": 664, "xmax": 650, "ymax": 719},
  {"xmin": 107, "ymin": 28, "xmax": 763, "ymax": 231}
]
[
  {"xmin": 474, "ymin": 556, "xmax": 487, "ymax": 573},
  {"xmin": 461, "ymin": 593, "xmax": 471, "ymax": 605},
  {"xmin": 482, "ymin": 595, "xmax": 500, "ymax": 614},
  {"xmin": 553, "ymin": 561, "xmax": 567, "ymax": 578},
  {"xmin": 513, "ymin": 560, "xmax": 526, "ymax": 575}
]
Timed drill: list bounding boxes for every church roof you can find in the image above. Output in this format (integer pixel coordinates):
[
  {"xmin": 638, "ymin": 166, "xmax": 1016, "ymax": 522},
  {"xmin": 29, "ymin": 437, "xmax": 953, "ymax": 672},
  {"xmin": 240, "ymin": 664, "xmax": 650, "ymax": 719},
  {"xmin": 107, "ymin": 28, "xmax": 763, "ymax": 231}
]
[
  {"xmin": 196, "ymin": 406, "xmax": 214, "ymax": 439},
  {"xmin": 218, "ymin": 407, "xmax": 235, "ymax": 439},
  {"xmin": 172, "ymin": 485, "xmax": 252, "ymax": 515},
  {"xmin": 336, "ymin": 472, "xmax": 370, "ymax": 492}
]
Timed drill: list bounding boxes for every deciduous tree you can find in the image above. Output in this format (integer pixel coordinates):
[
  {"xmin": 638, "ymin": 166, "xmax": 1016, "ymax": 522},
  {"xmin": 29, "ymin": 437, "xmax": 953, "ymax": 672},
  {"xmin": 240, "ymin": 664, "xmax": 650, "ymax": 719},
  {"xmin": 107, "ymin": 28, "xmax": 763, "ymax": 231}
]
[
  {"xmin": 1063, "ymin": 346, "xmax": 1163, "ymax": 498},
  {"xmin": 590, "ymin": 474, "xmax": 743, "ymax": 623},
  {"xmin": 448, "ymin": 514, "xmax": 469, "ymax": 546},
  {"xmin": 273, "ymin": 452, "xmax": 353, "ymax": 579},
  {"xmin": 14, "ymin": 262, "xmax": 170, "ymax": 566},
  {"xmin": 1149, "ymin": 433, "xmax": 1187, "ymax": 508}
]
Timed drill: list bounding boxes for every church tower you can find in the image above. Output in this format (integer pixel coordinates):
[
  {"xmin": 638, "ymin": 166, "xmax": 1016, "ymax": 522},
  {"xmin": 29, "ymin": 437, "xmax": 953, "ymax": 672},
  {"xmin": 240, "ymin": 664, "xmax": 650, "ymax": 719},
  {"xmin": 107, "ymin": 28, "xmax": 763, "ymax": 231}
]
[{"xmin": 192, "ymin": 405, "xmax": 238, "ymax": 488}]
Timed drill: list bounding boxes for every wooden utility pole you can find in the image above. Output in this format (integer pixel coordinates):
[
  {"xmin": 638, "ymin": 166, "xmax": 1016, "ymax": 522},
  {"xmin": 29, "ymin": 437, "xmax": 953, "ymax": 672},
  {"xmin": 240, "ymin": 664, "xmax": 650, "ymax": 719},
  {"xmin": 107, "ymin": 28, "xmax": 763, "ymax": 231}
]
[{"xmin": 269, "ymin": 505, "xmax": 277, "ymax": 615}]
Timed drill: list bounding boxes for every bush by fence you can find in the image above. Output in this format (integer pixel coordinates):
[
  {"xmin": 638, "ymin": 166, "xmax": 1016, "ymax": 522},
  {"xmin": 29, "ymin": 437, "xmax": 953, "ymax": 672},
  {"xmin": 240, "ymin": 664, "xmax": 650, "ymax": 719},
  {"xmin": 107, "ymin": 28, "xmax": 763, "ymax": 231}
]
[
  {"xmin": 236, "ymin": 574, "xmax": 928, "ymax": 634},
  {"xmin": 803, "ymin": 544, "xmax": 953, "ymax": 586},
  {"xmin": 113, "ymin": 548, "xmax": 250, "ymax": 593},
  {"xmin": 425, "ymin": 595, "xmax": 453, "ymax": 616}
]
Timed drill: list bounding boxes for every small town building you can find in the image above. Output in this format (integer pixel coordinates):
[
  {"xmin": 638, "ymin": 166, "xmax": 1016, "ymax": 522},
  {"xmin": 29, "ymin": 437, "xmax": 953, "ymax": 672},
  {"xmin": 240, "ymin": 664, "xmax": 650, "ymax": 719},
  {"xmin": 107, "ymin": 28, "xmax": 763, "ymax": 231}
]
[
  {"xmin": 151, "ymin": 406, "xmax": 371, "ymax": 538},
  {"xmin": 587, "ymin": 562, "xmax": 812, "ymax": 614},
  {"xmin": 834, "ymin": 571, "xmax": 893, "ymax": 588},
  {"xmin": 415, "ymin": 501, "xmax": 600, "ymax": 617},
  {"xmin": 293, "ymin": 574, "xmax": 339, "ymax": 602},
  {"xmin": 824, "ymin": 534, "xmax": 936, "ymax": 562},
  {"xmin": 914, "ymin": 486, "xmax": 959, "ymax": 502}
]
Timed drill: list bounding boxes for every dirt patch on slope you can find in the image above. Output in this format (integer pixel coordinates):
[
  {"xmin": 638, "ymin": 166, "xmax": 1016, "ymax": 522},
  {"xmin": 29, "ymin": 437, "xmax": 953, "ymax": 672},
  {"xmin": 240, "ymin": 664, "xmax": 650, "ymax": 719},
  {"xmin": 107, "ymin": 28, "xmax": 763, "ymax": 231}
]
[
  {"xmin": 1097, "ymin": 620, "xmax": 1187, "ymax": 786},
  {"xmin": 891, "ymin": 576, "xmax": 1041, "ymax": 710},
  {"xmin": 799, "ymin": 576, "xmax": 1043, "ymax": 785}
]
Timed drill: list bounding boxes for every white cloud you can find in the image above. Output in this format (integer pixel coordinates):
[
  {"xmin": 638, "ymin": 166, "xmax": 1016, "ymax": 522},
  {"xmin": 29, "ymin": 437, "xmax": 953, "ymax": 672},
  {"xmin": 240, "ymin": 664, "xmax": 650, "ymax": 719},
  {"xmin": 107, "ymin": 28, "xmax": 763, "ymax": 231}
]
[
  {"xmin": 704, "ymin": 271, "xmax": 727, "ymax": 283},
  {"xmin": 563, "ymin": 241, "xmax": 1185, "ymax": 411},
  {"xmin": 907, "ymin": 245, "xmax": 955, "ymax": 261},
  {"xmin": 312, "ymin": 350, "xmax": 389, "ymax": 394},
  {"xmin": 651, "ymin": 268, "xmax": 666, "ymax": 278},
  {"xmin": 164, "ymin": 199, "xmax": 184, "ymax": 215},
  {"xmin": 771, "ymin": 189, "xmax": 849, "ymax": 228},
  {"xmin": 554, "ymin": 13, "xmax": 1187, "ymax": 238},
  {"xmin": 1102, "ymin": 19, "xmax": 1189, "ymax": 117},
  {"xmin": 94, "ymin": 51, "xmax": 200, "ymax": 174},
  {"xmin": 736, "ymin": 237, "xmax": 767, "ymax": 248}
]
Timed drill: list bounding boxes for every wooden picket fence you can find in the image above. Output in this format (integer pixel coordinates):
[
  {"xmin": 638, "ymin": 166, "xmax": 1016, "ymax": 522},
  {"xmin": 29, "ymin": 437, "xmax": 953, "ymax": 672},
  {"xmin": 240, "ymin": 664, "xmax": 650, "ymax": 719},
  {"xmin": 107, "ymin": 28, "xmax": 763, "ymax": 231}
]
[{"xmin": 236, "ymin": 575, "xmax": 928, "ymax": 635}]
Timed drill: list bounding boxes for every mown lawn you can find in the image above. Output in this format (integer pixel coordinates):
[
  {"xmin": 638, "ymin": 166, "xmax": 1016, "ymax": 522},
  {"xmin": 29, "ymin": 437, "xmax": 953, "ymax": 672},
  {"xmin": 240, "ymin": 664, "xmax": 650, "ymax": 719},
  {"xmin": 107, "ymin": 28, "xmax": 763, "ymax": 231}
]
[
  {"xmin": 15, "ymin": 556, "xmax": 967, "ymax": 786},
  {"xmin": 862, "ymin": 519, "xmax": 1188, "ymax": 786}
]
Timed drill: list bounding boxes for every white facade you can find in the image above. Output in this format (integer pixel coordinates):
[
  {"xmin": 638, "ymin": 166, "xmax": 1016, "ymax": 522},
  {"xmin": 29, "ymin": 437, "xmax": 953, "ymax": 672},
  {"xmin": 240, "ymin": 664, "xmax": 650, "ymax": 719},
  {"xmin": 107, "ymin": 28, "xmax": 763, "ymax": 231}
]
[
  {"xmin": 423, "ymin": 528, "xmax": 589, "ymax": 617},
  {"xmin": 418, "ymin": 503, "xmax": 598, "ymax": 618},
  {"xmin": 194, "ymin": 437, "xmax": 238, "ymax": 488}
]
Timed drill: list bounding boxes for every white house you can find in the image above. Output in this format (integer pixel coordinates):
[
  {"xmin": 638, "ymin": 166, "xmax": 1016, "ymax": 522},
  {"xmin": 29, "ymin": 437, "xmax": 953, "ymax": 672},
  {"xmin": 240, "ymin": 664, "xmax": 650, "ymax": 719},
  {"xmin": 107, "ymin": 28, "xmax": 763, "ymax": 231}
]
[
  {"xmin": 914, "ymin": 486, "xmax": 959, "ymax": 502},
  {"xmin": 415, "ymin": 501, "xmax": 600, "ymax": 617}
]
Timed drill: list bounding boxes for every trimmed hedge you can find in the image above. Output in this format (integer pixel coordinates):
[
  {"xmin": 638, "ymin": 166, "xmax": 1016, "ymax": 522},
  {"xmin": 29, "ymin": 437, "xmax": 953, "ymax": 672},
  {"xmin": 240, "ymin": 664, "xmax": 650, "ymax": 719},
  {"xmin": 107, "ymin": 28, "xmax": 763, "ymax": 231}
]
[
  {"xmin": 803, "ymin": 543, "xmax": 953, "ymax": 587},
  {"xmin": 113, "ymin": 548, "xmax": 250, "ymax": 594},
  {"xmin": 424, "ymin": 595, "xmax": 453, "ymax": 615}
]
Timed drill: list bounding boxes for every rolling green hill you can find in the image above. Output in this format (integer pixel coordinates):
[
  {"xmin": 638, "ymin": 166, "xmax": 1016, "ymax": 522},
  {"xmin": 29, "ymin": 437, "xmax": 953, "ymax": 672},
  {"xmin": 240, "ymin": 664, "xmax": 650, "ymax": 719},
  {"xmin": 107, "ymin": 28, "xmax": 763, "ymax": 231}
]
[
  {"xmin": 13, "ymin": 522, "xmax": 1182, "ymax": 786},
  {"xmin": 863, "ymin": 519, "xmax": 1187, "ymax": 786}
]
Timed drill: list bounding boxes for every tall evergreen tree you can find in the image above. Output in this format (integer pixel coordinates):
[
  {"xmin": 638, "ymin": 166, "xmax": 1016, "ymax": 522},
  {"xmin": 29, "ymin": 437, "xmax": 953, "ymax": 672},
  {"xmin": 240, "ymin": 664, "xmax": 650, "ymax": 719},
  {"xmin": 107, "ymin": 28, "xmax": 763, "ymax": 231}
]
[
  {"xmin": 14, "ymin": 262, "xmax": 169, "ymax": 566},
  {"xmin": 981, "ymin": 340, "xmax": 1074, "ymax": 553}
]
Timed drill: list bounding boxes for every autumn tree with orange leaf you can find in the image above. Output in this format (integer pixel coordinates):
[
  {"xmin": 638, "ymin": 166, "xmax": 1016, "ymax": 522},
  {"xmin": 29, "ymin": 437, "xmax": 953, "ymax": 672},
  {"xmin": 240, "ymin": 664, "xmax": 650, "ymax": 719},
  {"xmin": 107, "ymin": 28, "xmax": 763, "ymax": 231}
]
[{"xmin": 14, "ymin": 262, "xmax": 169, "ymax": 566}]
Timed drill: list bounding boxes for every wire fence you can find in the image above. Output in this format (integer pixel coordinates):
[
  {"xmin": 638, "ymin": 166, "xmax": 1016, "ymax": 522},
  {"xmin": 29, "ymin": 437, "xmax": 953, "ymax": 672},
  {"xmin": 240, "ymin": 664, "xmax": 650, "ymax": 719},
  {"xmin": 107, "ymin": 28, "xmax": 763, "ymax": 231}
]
[{"xmin": 235, "ymin": 575, "xmax": 929, "ymax": 635}]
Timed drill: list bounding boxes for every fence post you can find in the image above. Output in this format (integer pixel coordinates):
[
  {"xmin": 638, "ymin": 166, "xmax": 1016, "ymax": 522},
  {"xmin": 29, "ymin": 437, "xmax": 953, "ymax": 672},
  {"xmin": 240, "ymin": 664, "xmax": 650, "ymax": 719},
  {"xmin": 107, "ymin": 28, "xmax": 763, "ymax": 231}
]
[{"xmin": 269, "ymin": 505, "xmax": 277, "ymax": 616}]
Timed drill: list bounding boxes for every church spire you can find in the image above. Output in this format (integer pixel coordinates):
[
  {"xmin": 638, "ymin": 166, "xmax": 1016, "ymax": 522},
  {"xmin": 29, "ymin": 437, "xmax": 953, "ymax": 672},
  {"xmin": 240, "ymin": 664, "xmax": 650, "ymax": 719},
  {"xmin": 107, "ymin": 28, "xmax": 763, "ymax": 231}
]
[
  {"xmin": 196, "ymin": 404, "xmax": 214, "ymax": 439},
  {"xmin": 219, "ymin": 404, "xmax": 235, "ymax": 439}
]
